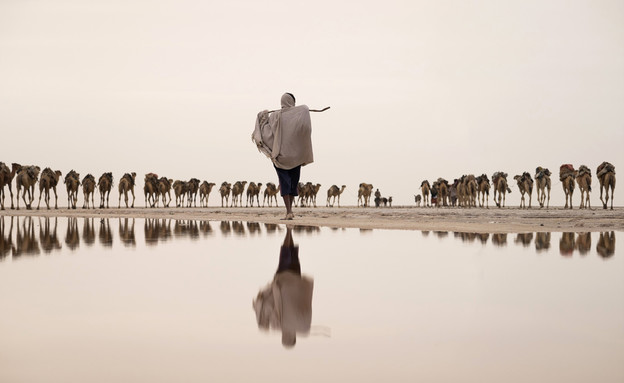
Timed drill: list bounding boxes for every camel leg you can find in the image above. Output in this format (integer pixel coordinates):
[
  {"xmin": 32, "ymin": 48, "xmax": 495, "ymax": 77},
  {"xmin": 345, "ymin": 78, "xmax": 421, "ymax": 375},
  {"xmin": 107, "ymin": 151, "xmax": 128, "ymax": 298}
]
[
  {"xmin": 37, "ymin": 187, "xmax": 44, "ymax": 210},
  {"xmin": 610, "ymin": 186, "xmax": 614, "ymax": 210},
  {"xmin": 130, "ymin": 189, "xmax": 135, "ymax": 208}
]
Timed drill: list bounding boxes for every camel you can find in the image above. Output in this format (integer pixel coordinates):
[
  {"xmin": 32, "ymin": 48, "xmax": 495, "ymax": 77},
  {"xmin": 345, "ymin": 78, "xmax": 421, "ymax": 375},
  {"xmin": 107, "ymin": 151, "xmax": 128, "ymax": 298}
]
[
  {"xmin": 449, "ymin": 181, "xmax": 458, "ymax": 207},
  {"xmin": 476, "ymin": 174, "xmax": 490, "ymax": 208},
  {"xmin": 560, "ymin": 164, "xmax": 577, "ymax": 209},
  {"xmin": 576, "ymin": 165, "xmax": 592, "ymax": 209},
  {"xmin": 263, "ymin": 182, "xmax": 279, "ymax": 207},
  {"xmin": 118, "ymin": 172, "xmax": 136, "ymax": 208},
  {"xmin": 158, "ymin": 177, "xmax": 174, "ymax": 207},
  {"xmin": 64, "ymin": 170, "xmax": 80, "ymax": 209},
  {"xmin": 420, "ymin": 180, "xmax": 431, "ymax": 207},
  {"xmin": 0, "ymin": 162, "xmax": 20, "ymax": 210},
  {"xmin": 97, "ymin": 172, "xmax": 113, "ymax": 208},
  {"xmin": 297, "ymin": 182, "xmax": 312, "ymax": 207},
  {"xmin": 231, "ymin": 181, "xmax": 247, "ymax": 207},
  {"xmin": 246, "ymin": 182, "xmax": 263, "ymax": 207},
  {"xmin": 172, "ymin": 180, "xmax": 187, "ymax": 207},
  {"xmin": 596, "ymin": 161, "xmax": 616, "ymax": 210},
  {"xmin": 455, "ymin": 176, "xmax": 468, "ymax": 207},
  {"xmin": 309, "ymin": 183, "xmax": 321, "ymax": 207},
  {"xmin": 327, "ymin": 185, "xmax": 346, "ymax": 207},
  {"xmin": 187, "ymin": 178, "xmax": 200, "ymax": 207},
  {"xmin": 219, "ymin": 182, "xmax": 232, "ymax": 207},
  {"xmin": 144, "ymin": 173, "xmax": 159, "ymax": 208},
  {"xmin": 433, "ymin": 178, "xmax": 449, "ymax": 207},
  {"xmin": 199, "ymin": 181, "xmax": 216, "ymax": 207},
  {"xmin": 492, "ymin": 172, "xmax": 511, "ymax": 208},
  {"xmin": 357, "ymin": 183, "xmax": 373, "ymax": 207},
  {"xmin": 513, "ymin": 172, "xmax": 534, "ymax": 209},
  {"xmin": 81, "ymin": 174, "xmax": 96, "ymax": 209},
  {"xmin": 15, "ymin": 165, "xmax": 41, "ymax": 210},
  {"xmin": 36, "ymin": 168, "xmax": 62, "ymax": 210},
  {"xmin": 465, "ymin": 175, "xmax": 478, "ymax": 207},
  {"xmin": 534, "ymin": 167, "xmax": 551, "ymax": 209}
]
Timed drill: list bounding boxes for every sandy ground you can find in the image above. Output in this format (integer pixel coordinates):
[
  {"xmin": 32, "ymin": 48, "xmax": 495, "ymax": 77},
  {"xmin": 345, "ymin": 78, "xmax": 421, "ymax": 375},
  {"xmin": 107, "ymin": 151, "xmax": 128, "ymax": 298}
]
[{"xmin": 1, "ymin": 204, "xmax": 622, "ymax": 233}]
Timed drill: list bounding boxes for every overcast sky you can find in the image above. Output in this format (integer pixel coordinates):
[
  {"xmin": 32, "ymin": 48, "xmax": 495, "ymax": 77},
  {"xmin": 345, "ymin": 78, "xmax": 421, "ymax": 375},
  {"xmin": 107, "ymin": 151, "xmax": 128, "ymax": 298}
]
[{"xmin": 1, "ymin": 0, "xmax": 622, "ymax": 207}]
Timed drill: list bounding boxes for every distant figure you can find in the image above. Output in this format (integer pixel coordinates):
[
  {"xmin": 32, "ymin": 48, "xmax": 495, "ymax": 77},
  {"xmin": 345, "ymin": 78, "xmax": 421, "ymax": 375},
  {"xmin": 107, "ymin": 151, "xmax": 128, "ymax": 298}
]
[
  {"xmin": 253, "ymin": 93, "xmax": 328, "ymax": 220},
  {"xmin": 253, "ymin": 227, "xmax": 314, "ymax": 348}
]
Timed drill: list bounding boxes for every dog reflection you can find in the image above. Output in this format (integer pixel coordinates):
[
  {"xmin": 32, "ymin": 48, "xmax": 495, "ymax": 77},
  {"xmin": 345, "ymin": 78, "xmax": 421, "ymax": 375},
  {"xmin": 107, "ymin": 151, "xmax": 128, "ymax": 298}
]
[
  {"xmin": 12, "ymin": 217, "xmax": 40, "ymax": 257},
  {"xmin": 575, "ymin": 232, "xmax": 591, "ymax": 255},
  {"xmin": 535, "ymin": 232, "xmax": 551, "ymax": 253},
  {"xmin": 253, "ymin": 227, "xmax": 314, "ymax": 349},
  {"xmin": 559, "ymin": 232, "xmax": 575, "ymax": 256},
  {"xmin": 0, "ymin": 216, "xmax": 15, "ymax": 260},
  {"xmin": 119, "ymin": 218, "xmax": 136, "ymax": 247},
  {"xmin": 83, "ymin": 218, "xmax": 96, "ymax": 246},
  {"xmin": 515, "ymin": 233, "xmax": 533, "ymax": 247},
  {"xmin": 99, "ymin": 219, "xmax": 113, "ymax": 247},
  {"xmin": 597, "ymin": 232, "xmax": 615, "ymax": 258},
  {"xmin": 65, "ymin": 217, "xmax": 80, "ymax": 251},
  {"xmin": 39, "ymin": 217, "xmax": 61, "ymax": 253}
]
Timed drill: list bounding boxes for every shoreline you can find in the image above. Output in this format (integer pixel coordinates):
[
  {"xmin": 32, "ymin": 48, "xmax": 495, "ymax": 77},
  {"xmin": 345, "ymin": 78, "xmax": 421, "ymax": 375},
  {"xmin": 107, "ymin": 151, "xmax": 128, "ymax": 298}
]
[{"xmin": 1, "ymin": 205, "xmax": 622, "ymax": 233}]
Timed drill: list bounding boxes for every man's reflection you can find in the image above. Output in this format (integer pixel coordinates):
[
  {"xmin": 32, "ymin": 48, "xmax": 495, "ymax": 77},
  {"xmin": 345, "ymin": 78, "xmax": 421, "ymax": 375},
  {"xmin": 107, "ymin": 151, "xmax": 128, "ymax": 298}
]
[
  {"xmin": 253, "ymin": 226, "xmax": 314, "ymax": 348},
  {"xmin": 597, "ymin": 231, "xmax": 615, "ymax": 259}
]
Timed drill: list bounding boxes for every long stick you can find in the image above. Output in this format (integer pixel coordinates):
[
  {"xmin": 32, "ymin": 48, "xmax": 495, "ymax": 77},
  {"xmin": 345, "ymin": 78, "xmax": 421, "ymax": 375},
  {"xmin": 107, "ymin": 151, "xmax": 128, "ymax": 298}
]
[{"xmin": 267, "ymin": 106, "xmax": 330, "ymax": 113}]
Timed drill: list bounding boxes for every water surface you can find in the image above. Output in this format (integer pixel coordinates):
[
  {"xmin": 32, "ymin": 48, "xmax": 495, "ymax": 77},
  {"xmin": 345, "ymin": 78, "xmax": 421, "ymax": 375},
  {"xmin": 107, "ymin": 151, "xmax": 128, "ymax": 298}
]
[{"xmin": 0, "ymin": 217, "xmax": 621, "ymax": 382}]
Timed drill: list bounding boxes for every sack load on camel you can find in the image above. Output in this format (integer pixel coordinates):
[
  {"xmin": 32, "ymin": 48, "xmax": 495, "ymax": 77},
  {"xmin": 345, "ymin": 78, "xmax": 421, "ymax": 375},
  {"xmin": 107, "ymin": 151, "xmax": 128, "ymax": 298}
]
[
  {"xmin": 535, "ymin": 167, "xmax": 551, "ymax": 180},
  {"xmin": 559, "ymin": 164, "xmax": 576, "ymax": 182},
  {"xmin": 597, "ymin": 161, "xmax": 615, "ymax": 179}
]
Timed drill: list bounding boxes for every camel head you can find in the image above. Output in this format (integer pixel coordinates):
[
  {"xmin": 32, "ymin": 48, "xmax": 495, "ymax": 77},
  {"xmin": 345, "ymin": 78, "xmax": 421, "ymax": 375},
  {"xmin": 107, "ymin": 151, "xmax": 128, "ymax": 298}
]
[{"xmin": 131, "ymin": 172, "xmax": 136, "ymax": 180}]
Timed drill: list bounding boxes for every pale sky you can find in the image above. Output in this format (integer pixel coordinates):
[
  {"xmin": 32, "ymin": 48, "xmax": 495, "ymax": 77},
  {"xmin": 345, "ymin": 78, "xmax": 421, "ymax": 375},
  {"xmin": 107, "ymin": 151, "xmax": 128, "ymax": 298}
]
[{"xmin": 1, "ymin": 0, "xmax": 623, "ymax": 207}]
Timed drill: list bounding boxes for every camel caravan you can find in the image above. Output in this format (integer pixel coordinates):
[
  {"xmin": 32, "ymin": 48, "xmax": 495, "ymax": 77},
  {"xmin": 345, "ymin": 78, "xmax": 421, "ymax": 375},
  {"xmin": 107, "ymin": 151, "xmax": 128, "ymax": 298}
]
[{"xmin": 0, "ymin": 161, "xmax": 618, "ymax": 210}]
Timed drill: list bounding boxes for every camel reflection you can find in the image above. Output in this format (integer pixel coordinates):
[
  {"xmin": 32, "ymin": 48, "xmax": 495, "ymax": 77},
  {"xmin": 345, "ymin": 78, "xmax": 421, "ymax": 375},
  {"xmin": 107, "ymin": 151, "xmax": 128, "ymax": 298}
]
[
  {"xmin": 294, "ymin": 225, "xmax": 321, "ymax": 234},
  {"xmin": 247, "ymin": 222, "xmax": 261, "ymax": 235},
  {"xmin": 13, "ymin": 216, "xmax": 40, "ymax": 257},
  {"xmin": 83, "ymin": 218, "xmax": 96, "ymax": 246},
  {"xmin": 575, "ymin": 232, "xmax": 591, "ymax": 255},
  {"xmin": 454, "ymin": 232, "xmax": 477, "ymax": 243},
  {"xmin": 232, "ymin": 221, "xmax": 246, "ymax": 236},
  {"xmin": 99, "ymin": 219, "xmax": 113, "ymax": 247},
  {"xmin": 173, "ymin": 220, "xmax": 199, "ymax": 239},
  {"xmin": 535, "ymin": 232, "xmax": 551, "ymax": 253},
  {"xmin": 145, "ymin": 218, "xmax": 172, "ymax": 245},
  {"xmin": 119, "ymin": 218, "xmax": 136, "ymax": 247},
  {"xmin": 477, "ymin": 233, "xmax": 489, "ymax": 244},
  {"xmin": 65, "ymin": 217, "xmax": 80, "ymax": 251},
  {"xmin": 39, "ymin": 217, "xmax": 61, "ymax": 253},
  {"xmin": 199, "ymin": 221, "xmax": 213, "ymax": 237},
  {"xmin": 491, "ymin": 233, "xmax": 508, "ymax": 247},
  {"xmin": 434, "ymin": 231, "xmax": 448, "ymax": 238},
  {"xmin": 0, "ymin": 216, "xmax": 15, "ymax": 260},
  {"xmin": 515, "ymin": 233, "xmax": 533, "ymax": 247},
  {"xmin": 264, "ymin": 223, "xmax": 280, "ymax": 234},
  {"xmin": 220, "ymin": 221, "xmax": 231, "ymax": 236},
  {"xmin": 560, "ymin": 232, "xmax": 575, "ymax": 256},
  {"xmin": 253, "ymin": 227, "xmax": 315, "ymax": 349},
  {"xmin": 597, "ymin": 232, "xmax": 615, "ymax": 258}
]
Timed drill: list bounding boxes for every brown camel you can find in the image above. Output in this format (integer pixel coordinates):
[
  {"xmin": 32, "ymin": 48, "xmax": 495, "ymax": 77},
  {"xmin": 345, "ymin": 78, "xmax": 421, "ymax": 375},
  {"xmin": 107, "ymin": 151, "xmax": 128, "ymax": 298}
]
[
  {"xmin": 449, "ymin": 180, "xmax": 458, "ymax": 207},
  {"xmin": 187, "ymin": 178, "xmax": 200, "ymax": 207},
  {"xmin": 0, "ymin": 162, "xmax": 21, "ymax": 210},
  {"xmin": 231, "ymin": 181, "xmax": 247, "ymax": 207},
  {"xmin": 560, "ymin": 164, "xmax": 576, "ymax": 209},
  {"xmin": 420, "ymin": 180, "xmax": 431, "ymax": 207},
  {"xmin": 263, "ymin": 182, "xmax": 279, "ymax": 207},
  {"xmin": 513, "ymin": 172, "xmax": 534, "ymax": 209},
  {"xmin": 576, "ymin": 165, "xmax": 592, "ymax": 209},
  {"xmin": 476, "ymin": 174, "xmax": 490, "ymax": 208},
  {"xmin": 246, "ymin": 182, "xmax": 263, "ymax": 207},
  {"xmin": 219, "ymin": 182, "xmax": 232, "ymax": 207},
  {"xmin": 465, "ymin": 175, "xmax": 478, "ymax": 207},
  {"xmin": 199, "ymin": 181, "xmax": 215, "ymax": 207},
  {"xmin": 327, "ymin": 185, "xmax": 346, "ymax": 207},
  {"xmin": 172, "ymin": 180, "xmax": 187, "ymax": 207},
  {"xmin": 309, "ymin": 183, "xmax": 321, "ymax": 207},
  {"xmin": 118, "ymin": 172, "xmax": 136, "ymax": 208},
  {"xmin": 64, "ymin": 170, "xmax": 80, "ymax": 210},
  {"xmin": 158, "ymin": 177, "xmax": 174, "ymax": 207},
  {"xmin": 144, "ymin": 173, "xmax": 159, "ymax": 208},
  {"xmin": 97, "ymin": 172, "xmax": 113, "ymax": 208},
  {"xmin": 596, "ymin": 161, "xmax": 616, "ymax": 210},
  {"xmin": 36, "ymin": 168, "xmax": 62, "ymax": 210},
  {"xmin": 357, "ymin": 183, "xmax": 374, "ymax": 207},
  {"xmin": 15, "ymin": 166, "xmax": 41, "ymax": 210},
  {"xmin": 534, "ymin": 167, "xmax": 551, "ymax": 209},
  {"xmin": 456, "ymin": 176, "xmax": 470, "ymax": 207},
  {"xmin": 433, "ymin": 178, "xmax": 449, "ymax": 207},
  {"xmin": 297, "ymin": 182, "xmax": 311, "ymax": 207},
  {"xmin": 492, "ymin": 172, "xmax": 511, "ymax": 208},
  {"xmin": 81, "ymin": 174, "xmax": 96, "ymax": 209}
]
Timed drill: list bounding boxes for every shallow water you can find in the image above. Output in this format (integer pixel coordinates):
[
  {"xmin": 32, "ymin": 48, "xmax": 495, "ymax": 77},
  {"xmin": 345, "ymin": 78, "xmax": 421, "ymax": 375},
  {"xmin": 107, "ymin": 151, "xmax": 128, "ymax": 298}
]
[{"xmin": 0, "ymin": 216, "xmax": 622, "ymax": 383}]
